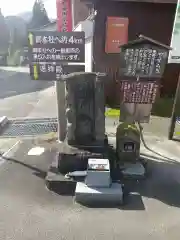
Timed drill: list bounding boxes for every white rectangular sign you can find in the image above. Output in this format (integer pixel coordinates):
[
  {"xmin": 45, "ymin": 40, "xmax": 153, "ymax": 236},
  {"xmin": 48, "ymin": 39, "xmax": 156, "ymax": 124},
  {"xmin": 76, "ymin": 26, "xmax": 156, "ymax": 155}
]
[{"xmin": 168, "ymin": 1, "xmax": 180, "ymax": 63}]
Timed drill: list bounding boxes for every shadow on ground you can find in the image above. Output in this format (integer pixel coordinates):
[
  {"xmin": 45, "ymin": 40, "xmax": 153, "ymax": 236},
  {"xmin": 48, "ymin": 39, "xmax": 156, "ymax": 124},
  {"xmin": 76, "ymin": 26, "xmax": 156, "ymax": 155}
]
[
  {"xmin": 0, "ymin": 69, "xmax": 53, "ymax": 99},
  {"xmin": 1, "ymin": 148, "xmax": 180, "ymax": 210},
  {"xmin": 128, "ymin": 154, "xmax": 180, "ymax": 208},
  {"xmin": 1, "ymin": 154, "xmax": 47, "ymax": 179}
]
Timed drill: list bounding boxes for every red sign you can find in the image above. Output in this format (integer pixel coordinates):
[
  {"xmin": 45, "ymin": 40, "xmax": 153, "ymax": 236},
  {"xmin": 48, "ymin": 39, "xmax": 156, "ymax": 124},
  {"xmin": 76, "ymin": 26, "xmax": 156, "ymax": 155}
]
[
  {"xmin": 105, "ymin": 17, "xmax": 129, "ymax": 53},
  {"xmin": 56, "ymin": 0, "xmax": 72, "ymax": 32}
]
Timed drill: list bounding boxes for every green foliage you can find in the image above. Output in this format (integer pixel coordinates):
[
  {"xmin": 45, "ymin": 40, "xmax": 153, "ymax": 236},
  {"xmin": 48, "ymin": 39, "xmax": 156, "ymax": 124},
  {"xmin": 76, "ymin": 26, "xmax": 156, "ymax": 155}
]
[
  {"xmin": 0, "ymin": 9, "xmax": 10, "ymax": 55},
  {"xmin": 29, "ymin": 0, "xmax": 50, "ymax": 29},
  {"xmin": 7, "ymin": 49, "xmax": 21, "ymax": 66}
]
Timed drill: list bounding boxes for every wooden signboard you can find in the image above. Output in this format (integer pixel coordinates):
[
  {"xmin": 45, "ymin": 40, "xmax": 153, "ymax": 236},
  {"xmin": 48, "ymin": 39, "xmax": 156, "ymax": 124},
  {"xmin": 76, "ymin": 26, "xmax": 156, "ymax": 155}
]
[
  {"xmin": 105, "ymin": 17, "xmax": 128, "ymax": 54},
  {"xmin": 119, "ymin": 36, "xmax": 171, "ymax": 79},
  {"xmin": 120, "ymin": 46, "xmax": 168, "ymax": 78}
]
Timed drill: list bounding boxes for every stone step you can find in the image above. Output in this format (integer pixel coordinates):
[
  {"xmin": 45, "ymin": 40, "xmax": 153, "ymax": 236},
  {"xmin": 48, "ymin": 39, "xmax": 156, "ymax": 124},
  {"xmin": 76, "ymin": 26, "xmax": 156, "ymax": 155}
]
[{"xmin": 74, "ymin": 182, "xmax": 124, "ymax": 207}]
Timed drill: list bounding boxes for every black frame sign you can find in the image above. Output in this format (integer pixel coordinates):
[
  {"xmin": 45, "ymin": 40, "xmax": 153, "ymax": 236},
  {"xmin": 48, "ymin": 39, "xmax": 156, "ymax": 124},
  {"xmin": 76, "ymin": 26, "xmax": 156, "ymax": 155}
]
[
  {"xmin": 28, "ymin": 31, "xmax": 85, "ymax": 63},
  {"xmin": 119, "ymin": 35, "xmax": 171, "ymax": 79},
  {"xmin": 29, "ymin": 63, "xmax": 85, "ymax": 81}
]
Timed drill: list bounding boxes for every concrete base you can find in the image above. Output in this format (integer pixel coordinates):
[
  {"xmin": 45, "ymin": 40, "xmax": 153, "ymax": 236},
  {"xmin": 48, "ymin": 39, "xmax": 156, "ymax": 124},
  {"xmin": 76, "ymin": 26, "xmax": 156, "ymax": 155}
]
[
  {"xmin": 45, "ymin": 157, "xmax": 77, "ymax": 196},
  {"xmin": 75, "ymin": 182, "xmax": 124, "ymax": 206},
  {"xmin": 121, "ymin": 162, "xmax": 146, "ymax": 179},
  {"xmin": 57, "ymin": 142, "xmax": 104, "ymax": 174}
]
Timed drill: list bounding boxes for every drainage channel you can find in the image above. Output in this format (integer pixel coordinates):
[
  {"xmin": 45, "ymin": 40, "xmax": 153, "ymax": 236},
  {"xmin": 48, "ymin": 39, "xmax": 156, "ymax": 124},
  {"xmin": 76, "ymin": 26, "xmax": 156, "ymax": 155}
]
[{"xmin": 0, "ymin": 118, "xmax": 58, "ymax": 138}]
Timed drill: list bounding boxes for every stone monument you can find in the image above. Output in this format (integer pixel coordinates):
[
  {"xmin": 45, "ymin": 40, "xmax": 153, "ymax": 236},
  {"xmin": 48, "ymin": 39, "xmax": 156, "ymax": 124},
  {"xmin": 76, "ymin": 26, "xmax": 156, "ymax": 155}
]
[
  {"xmin": 57, "ymin": 72, "xmax": 107, "ymax": 175},
  {"xmin": 65, "ymin": 72, "xmax": 105, "ymax": 147}
]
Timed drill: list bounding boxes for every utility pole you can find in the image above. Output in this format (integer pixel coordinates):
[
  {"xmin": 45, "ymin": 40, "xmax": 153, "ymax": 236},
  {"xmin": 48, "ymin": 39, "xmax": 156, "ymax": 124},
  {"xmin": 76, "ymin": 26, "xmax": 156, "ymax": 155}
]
[{"xmin": 56, "ymin": 0, "xmax": 73, "ymax": 142}]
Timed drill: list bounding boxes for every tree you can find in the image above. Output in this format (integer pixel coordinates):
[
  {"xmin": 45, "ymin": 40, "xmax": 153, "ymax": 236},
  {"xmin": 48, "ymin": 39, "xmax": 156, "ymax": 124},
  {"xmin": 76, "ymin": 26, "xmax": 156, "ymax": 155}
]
[
  {"xmin": 5, "ymin": 16, "xmax": 28, "ymax": 54},
  {"xmin": 0, "ymin": 9, "xmax": 10, "ymax": 55},
  {"xmin": 29, "ymin": 0, "xmax": 50, "ymax": 29}
]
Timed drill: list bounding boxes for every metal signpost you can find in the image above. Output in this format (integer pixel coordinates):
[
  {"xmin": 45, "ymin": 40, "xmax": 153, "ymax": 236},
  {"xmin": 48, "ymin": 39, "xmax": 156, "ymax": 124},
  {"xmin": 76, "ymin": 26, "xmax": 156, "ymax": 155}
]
[{"xmin": 28, "ymin": 31, "xmax": 85, "ymax": 141}]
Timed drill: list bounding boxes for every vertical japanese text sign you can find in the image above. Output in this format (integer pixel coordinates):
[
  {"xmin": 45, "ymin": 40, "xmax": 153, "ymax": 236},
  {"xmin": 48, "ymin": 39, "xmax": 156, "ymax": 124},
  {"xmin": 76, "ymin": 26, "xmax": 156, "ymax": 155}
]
[{"xmin": 56, "ymin": 0, "xmax": 72, "ymax": 32}]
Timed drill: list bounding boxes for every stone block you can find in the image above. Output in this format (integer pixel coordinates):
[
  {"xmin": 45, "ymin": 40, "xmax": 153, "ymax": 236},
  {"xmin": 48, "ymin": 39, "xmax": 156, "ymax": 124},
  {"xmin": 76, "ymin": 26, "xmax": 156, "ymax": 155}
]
[{"xmin": 75, "ymin": 182, "xmax": 124, "ymax": 206}]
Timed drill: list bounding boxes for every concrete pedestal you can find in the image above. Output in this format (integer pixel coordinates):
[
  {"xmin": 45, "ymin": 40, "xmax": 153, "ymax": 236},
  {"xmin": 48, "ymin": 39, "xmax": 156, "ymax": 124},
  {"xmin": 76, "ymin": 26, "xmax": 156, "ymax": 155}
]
[
  {"xmin": 55, "ymin": 142, "xmax": 104, "ymax": 174},
  {"xmin": 75, "ymin": 182, "xmax": 123, "ymax": 206},
  {"xmin": 45, "ymin": 156, "xmax": 77, "ymax": 196}
]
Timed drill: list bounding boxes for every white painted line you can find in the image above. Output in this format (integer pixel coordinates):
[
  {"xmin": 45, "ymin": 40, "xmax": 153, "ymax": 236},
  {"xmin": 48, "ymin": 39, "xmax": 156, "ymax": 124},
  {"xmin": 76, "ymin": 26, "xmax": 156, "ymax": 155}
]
[{"xmin": 0, "ymin": 140, "xmax": 21, "ymax": 166}]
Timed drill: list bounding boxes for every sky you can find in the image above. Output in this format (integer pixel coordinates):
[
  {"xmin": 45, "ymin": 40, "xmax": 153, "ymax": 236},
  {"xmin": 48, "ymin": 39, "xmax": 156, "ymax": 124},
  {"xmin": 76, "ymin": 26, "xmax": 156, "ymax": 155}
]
[{"xmin": 0, "ymin": 0, "xmax": 57, "ymax": 18}]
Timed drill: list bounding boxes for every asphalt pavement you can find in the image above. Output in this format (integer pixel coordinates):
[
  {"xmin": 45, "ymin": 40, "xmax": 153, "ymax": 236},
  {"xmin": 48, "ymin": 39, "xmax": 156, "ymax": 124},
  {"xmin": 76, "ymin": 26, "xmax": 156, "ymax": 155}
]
[
  {"xmin": 0, "ymin": 67, "xmax": 53, "ymax": 118},
  {"xmin": 0, "ymin": 138, "xmax": 180, "ymax": 240},
  {"xmin": 0, "ymin": 67, "xmax": 180, "ymax": 239}
]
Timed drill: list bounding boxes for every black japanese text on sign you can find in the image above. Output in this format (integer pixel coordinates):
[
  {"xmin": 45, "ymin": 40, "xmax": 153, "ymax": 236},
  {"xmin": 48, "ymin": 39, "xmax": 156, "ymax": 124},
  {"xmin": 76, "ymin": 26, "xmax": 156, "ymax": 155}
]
[
  {"xmin": 120, "ymin": 80, "xmax": 159, "ymax": 104},
  {"xmin": 29, "ymin": 63, "xmax": 85, "ymax": 81},
  {"xmin": 28, "ymin": 31, "xmax": 85, "ymax": 63},
  {"xmin": 120, "ymin": 47, "xmax": 168, "ymax": 78}
]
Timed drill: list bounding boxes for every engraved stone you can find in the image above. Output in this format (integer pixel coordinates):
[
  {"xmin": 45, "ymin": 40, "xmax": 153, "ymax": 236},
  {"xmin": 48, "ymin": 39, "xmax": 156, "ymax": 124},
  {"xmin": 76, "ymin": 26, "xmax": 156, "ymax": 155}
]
[{"xmin": 64, "ymin": 72, "xmax": 106, "ymax": 147}]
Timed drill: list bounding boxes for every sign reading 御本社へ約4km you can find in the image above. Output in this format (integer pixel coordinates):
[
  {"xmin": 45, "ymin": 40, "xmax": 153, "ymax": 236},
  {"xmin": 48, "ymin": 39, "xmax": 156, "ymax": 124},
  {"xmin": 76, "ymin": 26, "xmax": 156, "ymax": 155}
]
[
  {"xmin": 28, "ymin": 31, "xmax": 85, "ymax": 81},
  {"xmin": 28, "ymin": 31, "xmax": 85, "ymax": 63}
]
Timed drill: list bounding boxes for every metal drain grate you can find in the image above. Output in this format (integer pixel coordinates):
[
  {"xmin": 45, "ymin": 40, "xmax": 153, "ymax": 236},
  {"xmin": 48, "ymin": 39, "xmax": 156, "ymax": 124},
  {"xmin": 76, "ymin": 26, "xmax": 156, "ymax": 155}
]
[{"xmin": 0, "ymin": 118, "xmax": 58, "ymax": 137}]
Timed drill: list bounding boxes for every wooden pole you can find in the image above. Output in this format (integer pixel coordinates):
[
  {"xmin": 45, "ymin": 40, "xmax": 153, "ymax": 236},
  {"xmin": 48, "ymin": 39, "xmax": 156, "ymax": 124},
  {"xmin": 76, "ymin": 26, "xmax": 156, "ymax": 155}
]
[
  {"xmin": 71, "ymin": 0, "xmax": 75, "ymax": 29},
  {"xmin": 55, "ymin": 0, "xmax": 73, "ymax": 142},
  {"xmin": 168, "ymin": 73, "xmax": 180, "ymax": 140}
]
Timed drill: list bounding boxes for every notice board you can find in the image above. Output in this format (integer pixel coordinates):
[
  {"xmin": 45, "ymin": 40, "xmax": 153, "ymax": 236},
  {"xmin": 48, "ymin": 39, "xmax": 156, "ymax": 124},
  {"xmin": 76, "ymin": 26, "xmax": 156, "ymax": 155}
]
[
  {"xmin": 105, "ymin": 17, "xmax": 129, "ymax": 54},
  {"xmin": 120, "ymin": 46, "xmax": 168, "ymax": 78}
]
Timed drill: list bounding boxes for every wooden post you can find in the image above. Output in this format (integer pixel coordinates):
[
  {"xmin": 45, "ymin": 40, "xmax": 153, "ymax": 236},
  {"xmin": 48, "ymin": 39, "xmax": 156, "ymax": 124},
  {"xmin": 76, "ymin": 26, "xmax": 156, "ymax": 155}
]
[
  {"xmin": 168, "ymin": 73, "xmax": 180, "ymax": 140},
  {"xmin": 71, "ymin": 0, "xmax": 75, "ymax": 29},
  {"xmin": 56, "ymin": 0, "xmax": 73, "ymax": 141}
]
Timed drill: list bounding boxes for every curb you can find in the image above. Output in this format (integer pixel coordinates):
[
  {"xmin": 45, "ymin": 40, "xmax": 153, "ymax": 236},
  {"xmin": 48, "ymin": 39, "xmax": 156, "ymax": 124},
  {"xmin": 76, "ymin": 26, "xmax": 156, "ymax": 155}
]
[{"xmin": 0, "ymin": 116, "xmax": 9, "ymax": 131}]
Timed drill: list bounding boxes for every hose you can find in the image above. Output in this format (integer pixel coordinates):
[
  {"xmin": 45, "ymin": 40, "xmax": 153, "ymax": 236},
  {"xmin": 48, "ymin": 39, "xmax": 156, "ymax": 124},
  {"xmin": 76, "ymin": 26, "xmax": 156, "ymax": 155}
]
[
  {"xmin": 137, "ymin": 121, "xmax": 173, "ymax": 160},
  {"xmin": 137, "ymin": 122, "xmax": 150, "ymax": 150}
]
